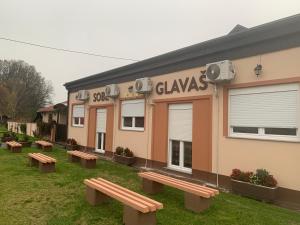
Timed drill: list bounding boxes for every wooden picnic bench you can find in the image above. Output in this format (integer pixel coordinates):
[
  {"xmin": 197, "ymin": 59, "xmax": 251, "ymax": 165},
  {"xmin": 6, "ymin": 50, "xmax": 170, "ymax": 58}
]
[
  {"xmin": 67, "ymin": 150, "xmax": 98, "ymax": 168},
  {"xmin": 28, "ymin": 153, "xmax": 56, "ymax": 173},
  {"xmin": 6, "ymin": 141, "xmax": 22, "ymax": 153},
  {"xmin": 84, "ymin": 177, "xmax": 163, "ymax": 225},
  {"xmin": 139, "ymin": 172, "xmax": 219, "ymax": 213},
  {"xmin": 35, "ymin": 140, "xmax": 53, "ymax": 151}
]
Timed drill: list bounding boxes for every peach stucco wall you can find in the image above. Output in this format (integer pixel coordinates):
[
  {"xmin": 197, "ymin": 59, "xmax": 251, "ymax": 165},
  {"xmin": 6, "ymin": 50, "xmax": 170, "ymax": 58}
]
[{"xmin": 68, "ymin": 47, "xmax": 300, "ymax": 191}]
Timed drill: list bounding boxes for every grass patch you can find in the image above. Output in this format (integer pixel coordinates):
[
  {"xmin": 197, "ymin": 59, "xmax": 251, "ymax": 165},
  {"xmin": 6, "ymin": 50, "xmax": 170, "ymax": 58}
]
[{"xmin": 0, "ymin": 146, "xmax": 299, "ymax": 225}]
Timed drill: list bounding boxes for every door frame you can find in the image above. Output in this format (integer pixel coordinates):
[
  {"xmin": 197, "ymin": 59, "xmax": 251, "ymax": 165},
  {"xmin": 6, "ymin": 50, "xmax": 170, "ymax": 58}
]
[
  {"xmin": 95, "ymin": 107, "xmax": 107, "ymax": 154},
  {"xmin": 167, "ymin": 103, "xmax": 193, "ymax": 174}
]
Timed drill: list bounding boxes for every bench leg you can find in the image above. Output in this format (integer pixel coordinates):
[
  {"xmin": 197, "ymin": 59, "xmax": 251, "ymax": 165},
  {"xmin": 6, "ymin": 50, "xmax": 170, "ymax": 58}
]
[
  {"xmin": 39, "ymin": 162, "xmax": 55, "ymax": 173},
  {"xmin": 142, "ymin": 178, "xmax": 164, "ymax": 194},
  {"xmin": 184, "ymin": 192, "xmax": 211, "ymax": 213},
  {"xmin": 86, "ymin": 186, "xmax": 110, "ymax": 206},
  {"xmin": 11, "ymin": 146, "xmax": 22, "ymax": 153},
  {"xmin": 81, "ymin": 158, "xmax": 96, "ymax": 169},
  {"xmin": 29, "ymin": 157, "xmax": 39, "ymax": 167},
  {"xmin": 36, "ymin": 144, "xmax": 42, "ymax": 149},
  {"xmin": 123, "ymin": 205, "xmax": 156, "ymax": 225},
  {"xmin": 68, "ymin": 154, "xmax": 80, "ymax": 163}
]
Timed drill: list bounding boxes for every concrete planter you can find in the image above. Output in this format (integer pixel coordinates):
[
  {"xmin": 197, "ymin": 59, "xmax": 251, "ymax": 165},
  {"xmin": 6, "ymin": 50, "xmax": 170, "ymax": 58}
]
[
  {"xmin": 114, "ymin": 154, "xmax": 136, "ymax": 166},
  {"xmin": 231, "ymin": 179, "xmax": 278, "ymax": 202}
]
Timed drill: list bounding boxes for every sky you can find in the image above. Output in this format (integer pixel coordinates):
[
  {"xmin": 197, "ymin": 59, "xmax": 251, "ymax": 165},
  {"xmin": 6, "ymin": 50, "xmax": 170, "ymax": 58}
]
[{"xmin": 1, "ymin": 0, "xmax": 300, "ymax": 103}]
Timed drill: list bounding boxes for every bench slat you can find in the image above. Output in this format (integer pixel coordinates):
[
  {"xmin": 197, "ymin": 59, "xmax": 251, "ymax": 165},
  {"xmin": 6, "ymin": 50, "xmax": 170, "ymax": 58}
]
[
  {"xmin": 67, "ymin": 150, "xmax": 98, "ymax": 160},
  {"xmin": 84, "ymin": 179, "xmax": 151, "ymax": 213},
  {"xmin": 6, "ymin": 141, "xmax": 22, "ymax": 147},
  {"xmin": 28, "ymin": 153, "xmax": 56, "ymax": 163},
  {"xmin": 139, "ymin": 172, "xmax": 212, "ymax": 198},
  {"xmin": 96, "ymin": 178, "xmax": 163, "ymax": 209},
  {"xmin": 145, "ymin": 172, "xmax": 218, "ymax": 195},
  {"xmin": 35, "ymin": 153, "xmax": 56, "ymax": 163},
  {"xmin": 35, "ymin": 140, "xmax": 53, "ymax": 147},
  {"xmin": 91, "ymin": 179, "xmax": 157, "ymax": 212}
]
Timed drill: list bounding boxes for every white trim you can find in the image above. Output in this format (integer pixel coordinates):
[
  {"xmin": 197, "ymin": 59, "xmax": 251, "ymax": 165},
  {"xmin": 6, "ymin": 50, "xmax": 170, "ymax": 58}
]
[
  {"xmin": 121, "ymin": 116, "xmax": 145, "ymax": 131},
  {"xmin": 229, "ymin": 127, "xmax": 300, "ymax": 142}
]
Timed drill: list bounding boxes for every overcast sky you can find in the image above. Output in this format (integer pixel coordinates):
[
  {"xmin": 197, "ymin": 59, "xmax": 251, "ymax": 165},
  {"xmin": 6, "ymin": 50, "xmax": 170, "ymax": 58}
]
[{"xmin": 1, "ymin": 0, "xmax": 300, "ymax": 103}]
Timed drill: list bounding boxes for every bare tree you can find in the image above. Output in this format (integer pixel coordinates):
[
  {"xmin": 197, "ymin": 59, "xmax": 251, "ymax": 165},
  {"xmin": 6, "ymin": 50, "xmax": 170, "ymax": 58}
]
[{"xmin": 0, "ymin": 60, "xmax": 53, "ymax": 121}]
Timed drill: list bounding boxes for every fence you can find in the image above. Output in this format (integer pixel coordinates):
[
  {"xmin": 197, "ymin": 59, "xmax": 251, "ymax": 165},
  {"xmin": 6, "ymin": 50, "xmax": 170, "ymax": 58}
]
[{"xmin": 7, "ymin": 122, "xmax": 37, "ymax": 136}]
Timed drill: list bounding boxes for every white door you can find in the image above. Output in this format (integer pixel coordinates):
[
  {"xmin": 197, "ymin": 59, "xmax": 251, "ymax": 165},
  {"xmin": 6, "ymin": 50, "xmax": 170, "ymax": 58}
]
[
  {"xmin": 95, "ymin": 108, "xmax": 107, "ymax": 153},
  {"xmin": 168, "ymin": 103, "xmax": 193, "ymax": 173}
]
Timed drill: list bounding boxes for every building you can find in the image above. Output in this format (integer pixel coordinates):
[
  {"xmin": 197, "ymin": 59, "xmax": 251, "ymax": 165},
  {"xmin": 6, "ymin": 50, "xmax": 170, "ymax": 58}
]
[
  {"xmin": 36, "ymin": 101, "xmax": 68, "ymax": 141},
  {"xmin": 64, "ymin": 14, "xmax": 300, "ymax": 206}
]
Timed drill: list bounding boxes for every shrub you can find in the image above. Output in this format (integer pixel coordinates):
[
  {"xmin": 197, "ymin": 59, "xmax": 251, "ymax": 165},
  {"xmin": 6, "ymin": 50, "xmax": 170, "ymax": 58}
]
[
  {"xmin": 20, "ymin": 124, "xmax": 27, "ymax": 134},
  {"xmin": 232, "ymin": 168, "xmax": 277, "ymax": 187},
  {"xmin": 115, "ymin": 147, "xmax": 134, "ymax": 157},
  {"xmin": 264, "ymin": 175, "xmax": 277, "ymax": 187},
  {"xmin": 230, "ymin": 169, "xmax": 242, "ymax": 180},
  {"xmin": 124, "ymin": 147, "xmax": 134, "ymax": 157},
  {"xmin": 66, "ymin": 138, "xmax": 77, "ymax": 145},
  {"xmin": 23, "ymin": 135, "xmax": 30, "ymax": 142},
  {"xmin": 115, "ymin": 146, "xmax": 124, "ymax": 155}
]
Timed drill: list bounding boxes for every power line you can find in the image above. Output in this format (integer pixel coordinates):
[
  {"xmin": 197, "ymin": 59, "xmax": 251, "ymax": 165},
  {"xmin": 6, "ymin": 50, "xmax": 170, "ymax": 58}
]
[{"xmin": 0, "ymin": 36, "xmax": 139, "ymax": 62}]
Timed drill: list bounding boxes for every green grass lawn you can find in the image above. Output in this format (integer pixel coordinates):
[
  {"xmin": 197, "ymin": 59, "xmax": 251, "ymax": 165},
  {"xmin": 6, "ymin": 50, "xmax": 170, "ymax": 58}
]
[{"xmin": 0, "ymin": 146, "xmax": 299, "ymax": 225}]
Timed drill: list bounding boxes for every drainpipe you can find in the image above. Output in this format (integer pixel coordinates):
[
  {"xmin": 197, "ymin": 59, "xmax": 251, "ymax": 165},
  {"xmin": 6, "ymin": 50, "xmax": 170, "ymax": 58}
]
[{"xmin": 214, "ymin": 84, "xmax": 220, "ymax": 188}]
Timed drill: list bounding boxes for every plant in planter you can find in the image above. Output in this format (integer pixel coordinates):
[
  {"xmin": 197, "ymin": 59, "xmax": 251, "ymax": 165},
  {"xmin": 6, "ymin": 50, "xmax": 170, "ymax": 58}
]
[
  {"xmin": 1, "ymin": 132, "xmax": 14, "ymax": 143},
  {"xmin": 114, "ymin": 146, "xmax": 136, "ymax": 166},
  {"xmin": 231, "ymin": 168, "xmax": 278, "ymax": 202},
  {"xmin": 66, "ymin": 138, "xmax": 78, "ymax": 150},
  {"xmin": 18, "ymin": 134, "xmax": 32, "ymax": 147}
]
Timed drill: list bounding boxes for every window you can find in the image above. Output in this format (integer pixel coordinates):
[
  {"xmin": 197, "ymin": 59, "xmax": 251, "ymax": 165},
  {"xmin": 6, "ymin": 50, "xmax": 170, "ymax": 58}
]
[
  {"xmin": 95, "ymin": 108, "xmax": 107, "ymax": 153},
  {"xmin": 72, "ymin": 105, "xmax": 85, "ymax": 127},
  {"xmin": 229, "ymin": 83, "xmax": 300, "ymax": 141},
  {"xmin": 121, "ymin": 99, "xmax": 145, "ymax": 131},
  {"xmin": 168, "ymin": 103, "xmax": 193, "ymax": 173}
]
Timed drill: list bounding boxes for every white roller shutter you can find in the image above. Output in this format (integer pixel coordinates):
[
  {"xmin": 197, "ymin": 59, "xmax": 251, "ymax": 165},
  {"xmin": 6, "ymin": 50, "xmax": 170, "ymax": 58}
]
[
  {"xmin": 73, "ymin": 105, "xmax": 84, "ymax": 117},
  {"xmin": 122, "ymin": 99, "xmax": 145, "ymax": 117},
  {"xmin": 168, "ymin": 103, "xmax": 193, "ymax": 142},
  {"xmin": 229, "ymin": 84, "xmax": 299, "ymax": 128},
  {"xmin": 96, "ymin": 108, "xmax": 107, "ymax": 133}
]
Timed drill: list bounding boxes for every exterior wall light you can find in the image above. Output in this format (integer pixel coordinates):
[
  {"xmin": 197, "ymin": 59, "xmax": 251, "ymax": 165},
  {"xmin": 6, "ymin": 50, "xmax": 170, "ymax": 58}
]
[{"xmin": 254, "ymin": 64, "xmax": 262, "ymax": 76}]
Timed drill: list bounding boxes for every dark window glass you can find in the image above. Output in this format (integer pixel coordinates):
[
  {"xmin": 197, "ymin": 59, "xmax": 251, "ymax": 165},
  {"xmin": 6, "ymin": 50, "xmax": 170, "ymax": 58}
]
[
  {"xmin": 184, "ymin": 142, "xmax": 192, "ymax": 168},
  {"xmin": 232, "ymin": 127, "xmax": 258, "ymax": 134},
  {"xmin": 97, "ymin": 133, "xmax": 102, "ymax": 149},
  {"xmin": 123, "ymin": 117, "xmax": 133, "ymax": 127},
  {"xmin": 171, "ymin": 140, "xmax": 180, "ymax": 166},
  {"xmin": 74, "ymin": 117, "xmax": 79, "ymax": 125},
  {"xmin": 103, "ymin": 133, "xmax": 106, "ymax": 149},
  {"xmin": 265, "ymin": 128, "xmax": 297, "ymax": 136},
  {"xmin": 80, "ymin": 117, "xmax": 84, "ymax": 125},
  {"xmin": 135, "ymin": 117, "xmax": 144, "ymax": 128}
]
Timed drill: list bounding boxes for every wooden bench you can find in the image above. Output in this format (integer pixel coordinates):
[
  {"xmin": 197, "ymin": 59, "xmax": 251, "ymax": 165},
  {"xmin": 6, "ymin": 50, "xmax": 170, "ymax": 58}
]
[
  {"xmin": 84, "ymin": 177, "xmax": 163, "ymax": 225},
  {"xmin": 67, "ymin": 150, "xmax": 98, "ymax": 168},
  {"xmin": 6, "ymin": 141, "xmax": 22, "ymax": 153},
  {"xmin": 139, "ymin": 172, "xmax": 219, "ymax": 213},
  {"xmin": 35, "ymin": 140, "xmax": 53, "ymax": 151},
  {"xmin": 28, "ymin": 153, "xmax": 56, "ymax": 173}
]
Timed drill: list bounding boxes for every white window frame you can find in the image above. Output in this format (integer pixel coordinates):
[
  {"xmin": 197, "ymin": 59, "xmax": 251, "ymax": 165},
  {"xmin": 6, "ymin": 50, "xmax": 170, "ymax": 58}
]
[
  {"xmin": 168, "ymin": 139, "xmax": 192, "ymax": 174},
  {"xmin": 95, "ymin": 132, "xmax": 105, "ymax": 153},
  {"xmin": 122, "ymin": 116, "xmax": 144, "ymax": 131},
  {"xmin": 228, "ymin": 84, "xmax": 300, "ymax": 142},
  {"xmin": 72, "ymin": 105, "xmax": 85, "ymax": 127},
  {"xmin": 121, "ymin": 99, "xmax": 145, "ymax": 131}
]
